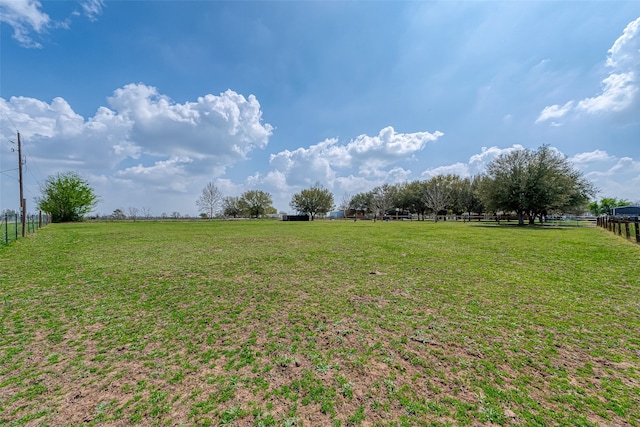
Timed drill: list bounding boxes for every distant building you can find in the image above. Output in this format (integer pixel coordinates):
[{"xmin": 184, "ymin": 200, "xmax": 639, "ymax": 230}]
[
  {"xmin": 610, "ymin": 206, "xmax": 640, "ymax": 216},
  {"xmin": 281, "ymin": 214, "xmax": 309, "ymax": 221},
  {"xmin": 328, "ymin": 211, "xmax": 345, "ymax": 219}
]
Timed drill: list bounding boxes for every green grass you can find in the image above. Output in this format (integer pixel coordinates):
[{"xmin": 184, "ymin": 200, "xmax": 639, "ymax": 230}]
[{"xmin": 1, "ymin": 220, "xmax": 639, "ymax": 426}]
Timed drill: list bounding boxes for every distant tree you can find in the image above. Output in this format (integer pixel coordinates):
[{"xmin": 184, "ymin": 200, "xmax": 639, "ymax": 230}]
[
  {"xmin": 127, "ymin": 206, "xmax": 139, "ymax": 221},
  {"xmin": 196, "ymin": 182, "xmax": 223, "ymax": 219},
  {"xmin": 222, "ymin": 196, "xmax": 242, "ymax": 218},
  {"xmin": 290, "ymin": 183, "xmax": 335, "ymax": 220},
  {"xmin": 371, "ymin": 184, "xmax": 398, "ymax": 219},
  {"xmin": 37, "ymin": 171, "xmax": 99, "ymax": 222},
  {"xmin": 349, "ymin": 192, "xmax": 374, "ymax": 219},
  {"xmin": 171, "ymin": 211, "xmax": 181, "ymax": 219},
  {"xmin": 265, "ymin": 206, "xmax": 278, "ymax": 215},
  {"xmin": 589, "ymin": 197, "xmax": 632, "ymax": 215},
  {"xmin": 141, "ymin": 206, "xmax": 152, "ymax": 219},
  {"xmin": 422, "ymin": 176, "xmax": 453, "ymax": 222},
  {"xmin": 338, "ymin": 192, "xmax": 351, "ymax": 218},
  {"xmin": 399, "ymin": 181, "xmax": 427, "ymax": 219},
  {"xmin": 239, "ymin": 190, "xmax": 273, "ymax": 218},
  {"xmin": 457, "ymin": 176, "xmax": 485, "ymax": 218},
  {"xmin": 478, "ymin": 145, "xmax": 595, "ymax": 226},
  {"xmin": 112, "ymin": 209, "xmax": 126, "ymax": 220}
]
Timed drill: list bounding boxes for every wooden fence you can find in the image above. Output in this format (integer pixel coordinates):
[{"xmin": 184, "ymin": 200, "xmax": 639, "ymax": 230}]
[{"xmin": 597, "ymin": 216, "xmax": 640, "ymax": 244}]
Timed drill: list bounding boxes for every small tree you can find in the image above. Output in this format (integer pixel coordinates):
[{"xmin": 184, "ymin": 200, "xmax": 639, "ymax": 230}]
[
  {"xmin": 289, "ymin": 183, "xmax": 335, "ymax": 220},
  {"xmin": 37, "ymin": 171, "xmax": 98, "ymax": 222},
  {"xmin": 422, "ymin": 176, "xmax": 452, "ymax": 222},
  {"xmin": 338, "ymin": 192, "xmax": 351, "ymax": 218},
  {"xmin": 127, "ymin": 206, "xmax": 139, "ymax": 221},
  {"xmin": 112, "ymin": 209, "xmax": 125, "ymax": 220},
  {"xmin": 371, "ymin": 184, "xmax": 397, "ymax": 220},
  {"xmin": 141, "ymin": 207, "xmax": 152, "ymax": 219},
  {"xmin": 239, "ymin": 190, "xmax": 273, "ymax": 218},
  {"xmin": 196, "ymin": 182, "xmax": 223, "ymax": 219},
  {"xmin": 349, "ymin": 192, "xmax": 374, "ymax": 219},
  {"xmin": 222, "ymin": 196, "xmax": 242, "ymax": 218}
]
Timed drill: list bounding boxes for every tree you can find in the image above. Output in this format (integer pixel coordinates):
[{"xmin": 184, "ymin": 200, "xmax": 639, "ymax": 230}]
[
  {"xmin": 239, "ymin": 190, "xmax": 273, "ymax": 218},
  {"xmin": 371, "ymin": 184, "xmax": 398, "ymax": 220},
  {"xmin": 289, "ymin": 183, "xmax": 335, "ymax": 220},
  {"xmin": 398, "ymin": 181, "xmax": 427, "ymax": 220},
  {"xmin": 456, "ymin": 176, "xmax": 484, "ymax": 219},
  {"xmin": 37, "ymin": 171, "xmax": 98, "ymax": 222},
  {"xmin": 478, "ymin": 146, "xmax": 595, "ymax": 226},
  {"xmin": 589, "ymin": 197, "xmax": 632, "ymax": 215},
  {"xmin": 422, "ymin": 176, "xmax": 453, "ymax": 222},
  {"xmin": 222, "ymin": 196, "xmax": 242, "ymax": 218},
  {"xmin": 112, "ymin": 209, "xmax": 125, "ymax": 220},
  {"xmin": 338, "ymin": 192, "xmax": 351, "ymax": 218},
  {"xmin": 141, "ymin": 207, "xmax": 152, "ymax": 219},
  {"xmin": 127, "ymin": 206, "xmax": 139, "ymax": 221},
  {"xmin": 196, "ymin": 182, "xmax": 223, "ymax": 219},
  {"xmin": 349, "ymin": 192, "xmax": 374, "ymax": 219}
]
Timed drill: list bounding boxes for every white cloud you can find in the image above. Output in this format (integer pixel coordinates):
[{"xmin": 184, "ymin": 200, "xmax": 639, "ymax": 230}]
[
  {"xmin": 0, "ymin": 0, "xmax": 50, "ymax": 47},
  {"xmin": 1, "ymin": 85, "xmax": 272, "ymax": 173},
  {"xmin": 421, "ymin": 162, "xmax": 470, "ymax": 179},
  {"xmin": 576, "ymin": 72, "xmax": 638, "ymax": 114},
  {"xmin": 0, "ymin": 0, "xmax": 104, "ymax": 48},
  {"xmin": 108, "ymin": 84, "xmax": 272, "ymax": 162},
  {"xmin": 468, "ymin": 145, "xmax": 524, "ymax": 172},
  {"xmin": 79, "ymin": 0, "xmax": 104, "ymax": 21},
  {"xmin": 269, "ymin": 126, "xmax": 442, "ymax": 189},
  {"xmin": 0, "ymin": 85, "xmax": 273, "ymax": 214},
  {"xmin": 569, "ymin": 150, "xmax": 614, "ymax": 165},
  {"xmin": 535, "ymin": 101, "xmax": 574, "ymax": 123},
  {"xmin": 537, "ymin": 16, "xmax": 640, "ymax": 123},
  {"xmin": 348, "ymin": 126, "xmax": 443, "ymax": 168}
]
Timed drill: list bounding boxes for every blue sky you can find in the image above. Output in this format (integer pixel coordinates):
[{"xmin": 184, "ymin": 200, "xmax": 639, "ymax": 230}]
[{"xmin": 1, "ymin": 1, "xmax": 639, "ymax": 217}]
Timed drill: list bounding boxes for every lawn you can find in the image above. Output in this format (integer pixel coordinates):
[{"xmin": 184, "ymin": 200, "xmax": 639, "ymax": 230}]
[{"xmin": 1, "ymin": 220, "xmax": 639, "ymax": 426}]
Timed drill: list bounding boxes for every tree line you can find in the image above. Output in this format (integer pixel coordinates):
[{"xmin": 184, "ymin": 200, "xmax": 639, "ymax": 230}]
[
  {"xmin": 287, "ymin": 145, "xmax": 598, "ymax": 226},
  {"xmin": 37, "ymin": 145, "xmax": 637, "ymax": 224}
]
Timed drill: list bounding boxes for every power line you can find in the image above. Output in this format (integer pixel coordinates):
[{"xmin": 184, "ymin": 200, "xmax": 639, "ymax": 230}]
[{"xmin": 0, "ymin": 105, "xmax": 18, "ymax": 134}]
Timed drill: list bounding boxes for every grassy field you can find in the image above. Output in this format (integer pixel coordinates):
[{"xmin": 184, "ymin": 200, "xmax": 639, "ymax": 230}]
[{"xmin": 1, "ymin": 220, "xmax": 639, "ymax": 426}]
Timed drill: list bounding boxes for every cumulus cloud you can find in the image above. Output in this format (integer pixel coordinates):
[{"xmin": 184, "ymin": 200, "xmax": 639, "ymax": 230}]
[
  {"xmin": 537, "ymin": 16, "xmax": 640, "ymax": 123},
  {"xmin": 269, "ymin": 126, "xmax": 442, "ymax": 188},
  {"xmin": 0, "ymin": 84, "xmax": 273, "ymax": 216},
  {"xmin": 108, "ymin": 84, "xmax": 273, "ymax": 163},
  {"xmin": 1, "ymin": 84, "xmax": 272, "ymax": 173}
]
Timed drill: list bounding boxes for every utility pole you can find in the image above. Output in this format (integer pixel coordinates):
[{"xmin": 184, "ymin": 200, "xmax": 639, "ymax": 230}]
[{"xmin": 17, "ymin": 132, "xmax": 26, "ymax": 237}]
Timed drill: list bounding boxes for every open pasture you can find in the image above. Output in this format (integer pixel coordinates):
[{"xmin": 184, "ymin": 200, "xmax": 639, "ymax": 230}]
[{"xmin": 1, "ymin": 220, "xmax": 640, "ymax": 426}]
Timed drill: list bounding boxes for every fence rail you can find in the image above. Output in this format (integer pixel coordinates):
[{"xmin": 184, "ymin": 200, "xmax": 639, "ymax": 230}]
[
  {"xmin": 597, "ymin": 216, "xmax": 640, "ymax": 244},
  {"xmin": 1, "ymin": 211, "xmax": 52, "ymax": 246}
]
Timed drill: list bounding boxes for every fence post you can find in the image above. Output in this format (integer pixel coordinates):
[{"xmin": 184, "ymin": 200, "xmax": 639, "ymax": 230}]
[
  {"xmin": 625, "ymin": 221, "xmax": 631, "ymax": 240},
  {"xmin": 3, "ymin": 213, "xmax": 7, "ymax": 244},
  {"xmin": 636, "ymin": 217, "xmax": 640, "ymax": 243}
]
